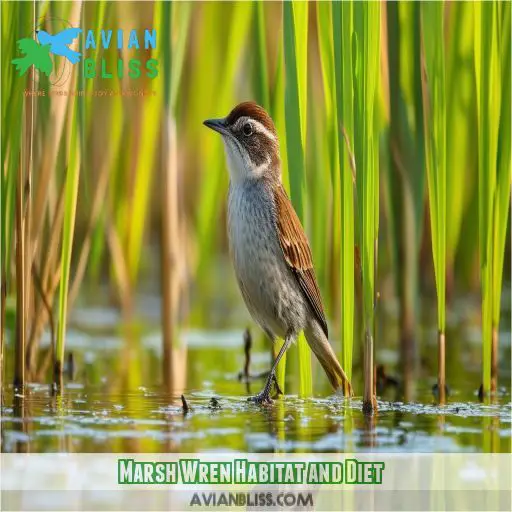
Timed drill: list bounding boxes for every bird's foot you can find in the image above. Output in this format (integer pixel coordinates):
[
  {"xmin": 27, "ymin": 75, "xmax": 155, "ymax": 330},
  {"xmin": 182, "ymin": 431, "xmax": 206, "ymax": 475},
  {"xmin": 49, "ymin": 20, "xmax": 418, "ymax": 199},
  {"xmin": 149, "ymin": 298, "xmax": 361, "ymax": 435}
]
[
  {"xmin": 247, "ymin": 390, "xmax": 273, "ymax": 405},
  {"xmin": 248, "ymin": 374, "xmax": 283, "ymax": 404}
]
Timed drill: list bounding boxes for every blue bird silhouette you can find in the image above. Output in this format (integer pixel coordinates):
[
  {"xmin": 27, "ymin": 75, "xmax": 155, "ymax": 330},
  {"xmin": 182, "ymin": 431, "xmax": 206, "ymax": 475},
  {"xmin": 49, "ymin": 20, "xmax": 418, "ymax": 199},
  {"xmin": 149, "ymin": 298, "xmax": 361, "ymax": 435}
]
[{"xmin": 36, "ymin": 28, "xmax": 82, "ymax": 64}]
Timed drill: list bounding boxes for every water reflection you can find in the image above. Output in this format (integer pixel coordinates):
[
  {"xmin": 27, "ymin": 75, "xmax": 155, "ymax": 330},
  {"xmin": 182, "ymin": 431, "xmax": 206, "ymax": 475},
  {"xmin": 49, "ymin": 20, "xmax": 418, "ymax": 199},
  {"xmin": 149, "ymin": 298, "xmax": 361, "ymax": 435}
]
[{"xmin": 12, "ymin": 394, "xmax": 29, "ymax": 453}]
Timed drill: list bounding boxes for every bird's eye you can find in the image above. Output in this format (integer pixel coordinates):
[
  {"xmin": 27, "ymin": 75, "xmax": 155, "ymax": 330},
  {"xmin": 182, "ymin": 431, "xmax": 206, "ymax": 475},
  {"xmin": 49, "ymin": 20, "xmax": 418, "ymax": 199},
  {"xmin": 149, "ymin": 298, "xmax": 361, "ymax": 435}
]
[{"xmin": 243, "ymin": 123, "xmax": 253, "ymax": 136}]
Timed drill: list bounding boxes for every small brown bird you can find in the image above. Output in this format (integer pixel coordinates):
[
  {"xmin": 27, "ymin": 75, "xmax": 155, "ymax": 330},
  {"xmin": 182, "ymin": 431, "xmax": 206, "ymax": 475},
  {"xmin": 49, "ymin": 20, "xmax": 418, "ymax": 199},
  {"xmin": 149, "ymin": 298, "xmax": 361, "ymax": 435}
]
[{"xmin": 204, "ymin": 101, "xmax": 352, "ymax": 403}]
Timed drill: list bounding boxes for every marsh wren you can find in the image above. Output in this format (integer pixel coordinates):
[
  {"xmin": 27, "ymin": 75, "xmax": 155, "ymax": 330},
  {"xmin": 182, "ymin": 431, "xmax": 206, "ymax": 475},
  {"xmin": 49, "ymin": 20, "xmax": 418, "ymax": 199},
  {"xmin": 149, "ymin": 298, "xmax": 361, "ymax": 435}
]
[{"xmin": 204, "ymin": 102, "xmax": 352, "ymax": 404}]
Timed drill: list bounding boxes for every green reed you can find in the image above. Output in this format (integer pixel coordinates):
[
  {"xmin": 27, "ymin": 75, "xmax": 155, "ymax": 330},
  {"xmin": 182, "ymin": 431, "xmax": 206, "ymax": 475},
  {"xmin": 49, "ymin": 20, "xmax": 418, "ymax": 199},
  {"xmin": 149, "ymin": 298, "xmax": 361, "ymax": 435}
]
[
  {"xmin": 353, "ymin": 0, "xmax": 381, "ymax": 412},
  {"xmin": 330, "ymin": 0, "xmax": 356, "ymax": 393},
  {"xmin": 253, "ymin": 0, "xmax": 270, "ymax": 111},
  {"xmin": 421, "ymin": 2, "xmax": 447, "ymax": 402},
  {"xmin": 315, "ymin": 0, "xmax": 336, "ymax": 277},
  {"xmin": 475, "ymin": 0, "xmax": 511, "ymax": 394},
  {"xmin": 446, "ymin": 2, "xmax": 476, "ymax": 292},
  {"xmin": 283, "ymin": 0, "xmax": 312, "ymax": 397}
]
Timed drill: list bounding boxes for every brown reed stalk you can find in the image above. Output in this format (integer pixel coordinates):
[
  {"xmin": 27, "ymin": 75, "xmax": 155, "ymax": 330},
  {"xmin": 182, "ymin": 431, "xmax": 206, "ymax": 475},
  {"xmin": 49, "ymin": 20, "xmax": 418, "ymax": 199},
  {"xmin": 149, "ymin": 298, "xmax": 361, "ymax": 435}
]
[
  {"xmin": 15, "ymin": 152, "xmax": 25, "ymax": 388},
  {"xmin": 26, "ymin": 179, "xmax": 65, "ymax": 375},
  {"xmin": 161, "ymin": 117, "xmax": 180, "ymax": 388}
]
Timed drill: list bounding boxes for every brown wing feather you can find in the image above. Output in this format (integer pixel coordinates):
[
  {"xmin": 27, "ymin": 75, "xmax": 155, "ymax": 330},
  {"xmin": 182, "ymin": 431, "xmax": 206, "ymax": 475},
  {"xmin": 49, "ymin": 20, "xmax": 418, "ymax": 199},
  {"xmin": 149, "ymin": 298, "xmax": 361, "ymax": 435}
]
[{"xmin": 274, "ymin": 184, "xmax": 328, "ymax": 338}]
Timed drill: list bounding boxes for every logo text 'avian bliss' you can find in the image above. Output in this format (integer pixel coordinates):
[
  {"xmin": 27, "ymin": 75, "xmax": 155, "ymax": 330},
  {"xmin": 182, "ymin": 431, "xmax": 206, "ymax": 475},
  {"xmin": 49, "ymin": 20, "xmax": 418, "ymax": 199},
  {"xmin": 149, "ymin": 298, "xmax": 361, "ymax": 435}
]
[{"xmin": 83, "ymin": 29, "xmax": 158, "ymax": 79}]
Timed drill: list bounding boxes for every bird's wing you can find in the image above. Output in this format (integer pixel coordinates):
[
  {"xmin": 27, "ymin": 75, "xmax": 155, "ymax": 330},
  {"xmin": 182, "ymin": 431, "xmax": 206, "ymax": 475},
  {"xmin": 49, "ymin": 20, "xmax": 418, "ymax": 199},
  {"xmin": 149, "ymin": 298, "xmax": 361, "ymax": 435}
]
[
  {"xmin": 273, "ymin": 183, "xmax": 328, "ymax": 338},
  {"xmin": 53, "ymin": 28, "xmax": 82, "ymax": 45},
  {"xmin": 17, "ymin": 38, "xmax": 39, "ymax": 55}
]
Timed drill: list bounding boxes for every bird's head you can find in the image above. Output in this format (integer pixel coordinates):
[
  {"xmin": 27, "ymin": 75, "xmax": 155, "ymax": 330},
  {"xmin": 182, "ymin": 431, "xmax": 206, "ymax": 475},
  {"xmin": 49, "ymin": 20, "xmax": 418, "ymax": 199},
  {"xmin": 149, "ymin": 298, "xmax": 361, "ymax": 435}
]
[
  {"xmin": 204, "ymin": 101, "xmax": 280, "ymax": 183},
  {"xmin": 36, "ymin": 30, "xmax": 51, "ymax": 45}
]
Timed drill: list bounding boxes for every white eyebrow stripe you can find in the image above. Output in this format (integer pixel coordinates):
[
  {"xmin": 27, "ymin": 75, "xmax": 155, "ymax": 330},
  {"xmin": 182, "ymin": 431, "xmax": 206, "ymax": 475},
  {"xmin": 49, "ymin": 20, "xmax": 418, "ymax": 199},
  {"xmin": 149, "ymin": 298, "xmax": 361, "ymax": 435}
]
[
  {"xmin": 234, "ymin": 116, "xmax": 277, "ymax": 142},
  {"xmin": 251, "ymin": 120, "xmax": 277, "ymax": 142}
]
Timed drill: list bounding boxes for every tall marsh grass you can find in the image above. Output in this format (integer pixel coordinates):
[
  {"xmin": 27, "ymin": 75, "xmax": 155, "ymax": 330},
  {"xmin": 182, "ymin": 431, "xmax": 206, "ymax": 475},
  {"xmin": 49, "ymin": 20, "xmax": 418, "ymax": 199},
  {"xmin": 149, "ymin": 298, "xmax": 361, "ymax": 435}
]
[{"xmin": 1, "ymin": 1, "xmax": 510, "ymax": 402}]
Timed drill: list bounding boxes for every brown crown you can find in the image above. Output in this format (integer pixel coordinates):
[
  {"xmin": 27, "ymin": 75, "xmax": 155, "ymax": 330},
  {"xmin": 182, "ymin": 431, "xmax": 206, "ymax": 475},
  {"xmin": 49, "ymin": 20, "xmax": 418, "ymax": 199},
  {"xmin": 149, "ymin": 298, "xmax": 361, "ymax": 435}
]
[{"xmin": 226, "ymin": 101, "xmax": 276, "ymax": 136}]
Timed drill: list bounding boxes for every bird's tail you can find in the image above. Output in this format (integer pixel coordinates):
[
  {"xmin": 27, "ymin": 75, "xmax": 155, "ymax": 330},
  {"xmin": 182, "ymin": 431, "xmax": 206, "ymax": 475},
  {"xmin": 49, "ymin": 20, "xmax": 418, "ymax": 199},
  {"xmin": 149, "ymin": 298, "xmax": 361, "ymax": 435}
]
[{"xmin": 305, "ymin": 322, "xmax": 353, "ymax": 396}]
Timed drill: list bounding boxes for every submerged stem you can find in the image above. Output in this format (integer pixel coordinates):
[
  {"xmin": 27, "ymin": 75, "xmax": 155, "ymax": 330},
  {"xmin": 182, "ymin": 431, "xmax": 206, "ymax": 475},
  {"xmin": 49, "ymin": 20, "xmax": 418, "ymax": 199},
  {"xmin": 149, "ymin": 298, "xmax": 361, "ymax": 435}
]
[
  {"xmin": 363, "ymin": 329, "xmax": 376, "ymax": 414},
  {"xmin": 491, "ymin": 326, "xmax": 498, "ymax": 393},
  {"xmin": 438, "ymin": 331, "xmax": 446, "ymax": 404}
]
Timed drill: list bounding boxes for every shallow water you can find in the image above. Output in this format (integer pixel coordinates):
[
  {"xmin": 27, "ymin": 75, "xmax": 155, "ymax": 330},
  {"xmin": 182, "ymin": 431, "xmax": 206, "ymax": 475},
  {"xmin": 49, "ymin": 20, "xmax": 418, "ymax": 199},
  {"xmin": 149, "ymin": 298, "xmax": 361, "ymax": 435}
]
[
  {"xmin": 2, "ymin": 285, "xmax": 511, "ymax": 453},
  {"xmin": 1, "ymin": 383, "xmax": 510, "ymax": 453}
]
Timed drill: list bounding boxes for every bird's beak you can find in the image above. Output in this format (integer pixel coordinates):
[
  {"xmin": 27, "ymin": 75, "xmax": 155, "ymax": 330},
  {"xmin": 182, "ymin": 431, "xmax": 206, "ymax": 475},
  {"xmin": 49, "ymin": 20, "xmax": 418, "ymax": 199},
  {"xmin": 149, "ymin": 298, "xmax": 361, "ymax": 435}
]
[{"xmin": 203, "ymin": 118, "xmax": 228, "ymax": 135}]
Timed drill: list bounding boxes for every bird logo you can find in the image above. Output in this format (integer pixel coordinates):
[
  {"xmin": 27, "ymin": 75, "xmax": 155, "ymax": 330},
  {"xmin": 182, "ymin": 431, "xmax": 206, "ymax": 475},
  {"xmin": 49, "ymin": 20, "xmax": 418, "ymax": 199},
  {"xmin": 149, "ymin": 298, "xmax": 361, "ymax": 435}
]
[
  {"xmin": 11, "ymin": 27, "xmax": 82, "ymax": 78},
  {"xmin": 37, "ymin": 28, "xmax": 82, "ymax": 64}
]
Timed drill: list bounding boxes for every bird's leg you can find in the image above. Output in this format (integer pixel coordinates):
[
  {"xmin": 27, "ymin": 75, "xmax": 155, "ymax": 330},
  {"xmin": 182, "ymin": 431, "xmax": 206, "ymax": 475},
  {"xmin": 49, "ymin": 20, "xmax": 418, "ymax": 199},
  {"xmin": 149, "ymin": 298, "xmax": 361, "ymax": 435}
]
[
  {"xmin": 272, "ymin": 374, "xmax": 283, "ymax": 397},
  {"xmin": 248, "ymin": 332, "xmax": 293, "ymax": 404}
]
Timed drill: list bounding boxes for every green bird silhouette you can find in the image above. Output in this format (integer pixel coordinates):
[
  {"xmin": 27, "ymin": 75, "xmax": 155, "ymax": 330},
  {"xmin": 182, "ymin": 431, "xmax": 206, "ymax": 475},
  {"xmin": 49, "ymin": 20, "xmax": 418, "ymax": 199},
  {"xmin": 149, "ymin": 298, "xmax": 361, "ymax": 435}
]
[{"xmin": 12, "ymin": 38, "xmax": 53, "ymax": 77}]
